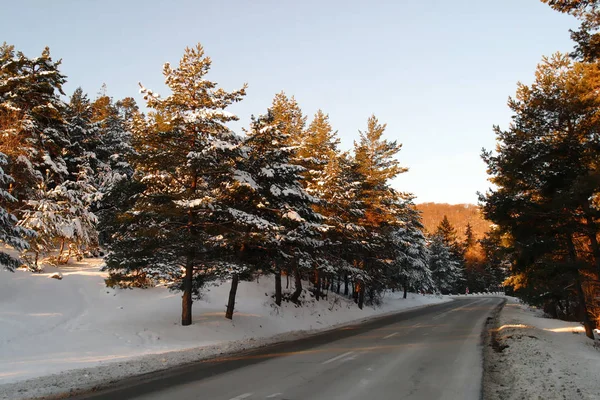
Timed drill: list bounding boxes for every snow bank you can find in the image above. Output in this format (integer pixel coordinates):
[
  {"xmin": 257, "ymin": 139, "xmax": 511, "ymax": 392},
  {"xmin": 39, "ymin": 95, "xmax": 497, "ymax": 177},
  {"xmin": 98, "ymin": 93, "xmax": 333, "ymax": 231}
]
[
  {"xmin": 0, "ymin": 259, "xmax": 450, "ymax": 399},
  {"xmin": 485, "ymin": 298, "xmax": 600, "ymax": 400}
]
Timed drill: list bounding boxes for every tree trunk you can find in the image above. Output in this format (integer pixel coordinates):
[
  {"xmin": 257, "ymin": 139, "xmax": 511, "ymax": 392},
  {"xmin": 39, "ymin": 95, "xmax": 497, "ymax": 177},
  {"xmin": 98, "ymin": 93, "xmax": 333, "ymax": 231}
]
[
  {"xmin": 403, "ymin": 278, "xmax": 408, "ymax": 299},
  {"xmin": 286, "ymin": 272, "xmax": 289, "ymax": 290},
  {"xmin": 182, "ymin": 173, "xmax": 198, "ymax": 327},
  {"xmin": 275, "ymin": 268, "xmax": 282, "ymax": 306},
  {"xmin": 290, "ymin": 266, "xmax": 303, "ymax": 304},
  {"xmin": 182, "ymin": 256, "xmax": 193, "ymax": 326},
  {"xmin": 566, "ymin": 234, "xmax": 595, "ymax": 339},
  {"xmin": 575, "ymin": 277, "xmax": 595, "ymax": 339},
  {"xmin": 58, "ymin": 239, "xmax": 66, "ymax": 263},
  {"xmin": 344, "ymin": 274, "xmax": 349, "ymax": 296},
  {"xmin": 352, "ymin": 280, "xmax": 358, "ymax": 303},
  {"xmin": 225, "ymin": 273, "xmax": 239, "ymax": 319},
  {"xmin": 337, "ymin": 274, "xmax": 341, "ymax": 294},
  {"xmin": 358, "ymin": 281, "xmax": 365, "ymax": 310},
  {"xmin": 315, "ymin": 269, "xmax": 320, "ymax": 301},
  {"xmin": 585, "ymin": 222, "xmax": 600, "ymax": 277}
]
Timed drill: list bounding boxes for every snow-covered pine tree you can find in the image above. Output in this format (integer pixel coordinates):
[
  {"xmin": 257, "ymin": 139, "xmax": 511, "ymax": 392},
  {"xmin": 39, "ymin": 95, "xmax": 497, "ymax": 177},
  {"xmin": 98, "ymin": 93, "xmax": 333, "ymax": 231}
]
[
  {"xmin": 237, "ymin": 111, "xmax": 326, "ymax": 306},
  {"xmin": 268, "ymin": 93, "xmax": 333, "ymax": 301},
  {"xmin": 29, "ymin": 88, "xmax": 101, "ymax": 264},
  {"xmin": 436, "ymin": 215, "xmax": 466, "ymax": 292},
  {"xmin": 105, "ymin": 43, "xmax": 247, "ymax": 326},
  {"xmin": 297, "ymin": 110, "xmax": 340, "ymax": 196},
  {"xmin": 270, "ymin": 92, "xmax": 306, "ymax": 148},
  {"xmin": 18, "ymin": 172, "xmax": 98, "ymax": 268},
  {"xmin": 389, "ymin": 200, "xmax": 434, "ymax": 298},
  {"xmin": 429, "ymin": 233, "xmax": 462, "ymax": 294},
  {"xmin": 0, "ymin": 152, "xmax": 31, "ymax": 271},
  {"xmin": 0, "ymin": 44, "xmax": 97, "ymax": 268},
  {"xmin": 90, "ymin": 94, "xmax": 136, "ymax": 246},
  {"xmin": 65, "ymin": 88, "xmax": 101, "ymax": 179},
  {"xmin": 0, "ymin": 44, "xmax": 70, "ymax": 202},
  {"xmin": 92, "ymin": 93, "xmax": 135, "ymax": 181},
  {"xmin": 289, "ymin": 109, "xmax": 342, "ymax": 298},
  {"xmin": 351, "ymin": 115, "xmax": 407, "ymax": 308},
  {"xmin": 311, "ymin": 150, "xmax": 368, "ymax": 299}
]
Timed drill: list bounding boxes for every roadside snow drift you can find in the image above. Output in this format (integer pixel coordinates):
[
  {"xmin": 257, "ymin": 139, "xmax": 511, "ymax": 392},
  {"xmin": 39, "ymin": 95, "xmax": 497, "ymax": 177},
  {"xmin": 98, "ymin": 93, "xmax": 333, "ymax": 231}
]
[
  {"xmin": 0, "ymin": 259, "xmax": 449, "ymax": 399},
  {"xmin": 485, "ymin": 298, "xmax": 600, "ymax": 400}
]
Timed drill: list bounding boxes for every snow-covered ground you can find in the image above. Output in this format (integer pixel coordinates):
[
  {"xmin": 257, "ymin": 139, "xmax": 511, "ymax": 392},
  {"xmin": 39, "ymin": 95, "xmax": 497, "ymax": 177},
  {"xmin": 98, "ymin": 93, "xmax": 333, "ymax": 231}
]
[
  {"xmin": 485, "ymin": 298, "xmax": 600, "ymax": 400},
  {"xmin": 0, "ymin": 259, "xmax": 450, "ymax": 399}
]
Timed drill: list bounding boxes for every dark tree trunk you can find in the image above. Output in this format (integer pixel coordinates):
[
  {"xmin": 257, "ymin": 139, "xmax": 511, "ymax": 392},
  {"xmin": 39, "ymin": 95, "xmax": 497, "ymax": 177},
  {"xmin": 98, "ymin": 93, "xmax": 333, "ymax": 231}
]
[
  {"xmin": 275, "ymin": 268, "xmax": 282, "ymax": 306},
  {"xmin": 291, "ymin": 266, "xmax": 303, "ymax": 304},
  {"xmin": 352, "ymin": 280, "xmax": 358, "ymax": 303},
  {"xmin": 575, "ymin": 277, "xmax": 595, "ymax": 339},
  {"xmin": 315, "ymin": 269, "xmax": 321, "ymax": 301},
  {"xmin": 358, "ymin": 281, "xmax": 365, "ymax": 310},
  {"xmin": 344, "ymin": 274, "xmax": 349, "ymax": 296},
  {"xmin": 182, "ymin": 174, "xmax": 197, "ymax": 327},
  {"xmin": 585, "ymin": 221, "xmax": 600, "ymax": 277},
  {"xmin": 403, "ymin": 278, "xmax": 408, "ymax": 299},
  {"xmin": 337, "ymin": 274, "xmax": 341, "ymax": 294},
  {"xmin": 544, "ymin": 299, "xmax": 558, "ymax": 319},
  {"xmin": 182, "ymin": 256, "xmax": 193, "ymax": 326},
  {"xmin": 225, "ymin": 273, "xmax": 239, "ymax": 319},
  {"xmin": 286, "ymin": 271, "xmax": 289, "ymax": 289},
  {"xmin": 566, "ymin": 235, "xmax": 595, "ymax": 339}
]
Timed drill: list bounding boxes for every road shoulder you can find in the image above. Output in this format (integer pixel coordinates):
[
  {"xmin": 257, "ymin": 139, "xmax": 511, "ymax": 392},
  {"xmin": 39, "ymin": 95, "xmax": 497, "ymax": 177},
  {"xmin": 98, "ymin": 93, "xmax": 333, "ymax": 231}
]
[{"xmin": 483, "ymin": 298, "xmax": 600, "ymax": 400}]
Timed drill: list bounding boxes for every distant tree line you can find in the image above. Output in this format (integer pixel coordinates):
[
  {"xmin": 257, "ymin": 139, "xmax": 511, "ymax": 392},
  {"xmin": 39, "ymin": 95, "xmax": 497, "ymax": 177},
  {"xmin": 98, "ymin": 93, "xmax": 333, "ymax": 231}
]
[{"xmin": 416, "ymin": 202, "xmax": 492, "ymax": 241}]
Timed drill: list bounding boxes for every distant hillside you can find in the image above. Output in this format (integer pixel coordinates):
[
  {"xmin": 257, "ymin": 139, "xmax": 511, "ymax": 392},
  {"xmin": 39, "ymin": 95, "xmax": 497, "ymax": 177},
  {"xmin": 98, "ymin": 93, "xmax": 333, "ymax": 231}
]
[{"xmin": 415, "ymin": 203, "xmax": 492, "ymax": 240}]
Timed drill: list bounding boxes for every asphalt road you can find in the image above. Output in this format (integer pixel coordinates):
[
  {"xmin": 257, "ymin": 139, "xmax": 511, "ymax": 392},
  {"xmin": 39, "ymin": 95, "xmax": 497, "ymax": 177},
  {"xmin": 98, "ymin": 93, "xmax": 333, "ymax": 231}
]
[{"xmin": 76, "ymin": 297, "xmax": 504, "ymax": 400}]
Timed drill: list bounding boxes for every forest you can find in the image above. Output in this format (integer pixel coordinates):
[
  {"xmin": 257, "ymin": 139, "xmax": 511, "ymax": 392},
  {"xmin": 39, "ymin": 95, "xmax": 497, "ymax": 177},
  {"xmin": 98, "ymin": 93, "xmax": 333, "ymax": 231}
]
[{"xmin": 0, "ymin": 42, "xmax": 504, "ymax": 327}]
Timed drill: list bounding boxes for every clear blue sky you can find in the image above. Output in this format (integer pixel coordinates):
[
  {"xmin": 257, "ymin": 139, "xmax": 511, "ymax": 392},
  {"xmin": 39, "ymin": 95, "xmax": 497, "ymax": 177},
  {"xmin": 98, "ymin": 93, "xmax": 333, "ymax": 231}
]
[{"xmin": 1, "ymin": 0, "xmax": 577, "ymax": 204}]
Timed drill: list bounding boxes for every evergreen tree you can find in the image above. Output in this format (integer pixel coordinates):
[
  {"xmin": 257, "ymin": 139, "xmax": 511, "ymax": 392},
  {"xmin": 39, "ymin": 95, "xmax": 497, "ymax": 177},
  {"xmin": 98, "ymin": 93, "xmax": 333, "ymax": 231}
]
[
  {"xmin": 354, "ymin": 115, "xmax": 407, "ymax": 226},
  {"xmin": 105, "ymin": 44, "xmax": 247, "ymax": 326},
  {"xmin": 0, "ymin": 152, "xmax": 31, "ymax": 271},
  {"xmin": 464, "ymin": 222, "xmax": 475, "ymax": 250},
  {"xmin": 234, "ymin": 111, "xmax": 325, "ymax": 307},
  {"xmin": 0, "ymin": 44, "xmax": 70, "ymax": 202},
  {"xmin": 91, "ymin": 94, "xmax": 136, "ymax": 246},
  {"xmin": 436, "ymin": 216, "xmax": 458, "ymax": 247},
  {"xmin": 351, "ymin": 115, "xmax": 407, "ymax": 307},
  {"xmin": 389, "ymin": 200, "xmax": 434, "ymax": 298},
  {"xmin": 18, "ymin": 173, "xmax": 98, "ymax": 267},
  {"xmin": 297, "ymin": 109, "xmax": 340, "ymax": 195},
  {"xmin": 479, "ymin": 228, "xmax": 510, "ymax": 293},
  {"xmin": 316, "ymin": 151, "xmax": 370, "ymax": 300},
  {"xmin": 65, "ymin": 88, "xmax": 101, "ymax": 181},
  {"xmin": 436, "ymin": 215, "xmax": 466, "ymax": 291},
  {"xmin": 0, "ymin": 44, "xmax": 98, "ymax": 267},
  {"xmin": 291, "ymin": 109, "xmax": 342, "ymax": 299},
  {"xmin": 270, "ymin": 92, "xmax": 306, "ymax": 147},
  {"xmin": 429, "ymin": 234, "xmax": 461, "ymax": 294},
  {"xmin": 542, "ymin": 0, "xmax": 600, "ymax": 61},
  {"xmin": 481, "ymin": 53, "xmax": 600, "ymax": 338}
]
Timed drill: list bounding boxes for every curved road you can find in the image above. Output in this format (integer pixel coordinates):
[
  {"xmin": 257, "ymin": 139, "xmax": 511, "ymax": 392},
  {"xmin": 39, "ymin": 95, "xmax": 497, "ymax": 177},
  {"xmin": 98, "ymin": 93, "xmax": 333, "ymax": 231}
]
[{"xmin": 76, "ymin": 297, "xmax": 503, "ymax": 400}]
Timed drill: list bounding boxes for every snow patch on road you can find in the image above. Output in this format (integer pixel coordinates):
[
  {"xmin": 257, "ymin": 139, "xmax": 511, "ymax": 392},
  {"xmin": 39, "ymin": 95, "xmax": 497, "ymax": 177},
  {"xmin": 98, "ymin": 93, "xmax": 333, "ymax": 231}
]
[
  {"xmin": 484, "ymin": 298, "xmax": 600, "ymax": 400},
  {"xmin": 0, "ymin": 260, "xmax": 450, "ymax": 400}
]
